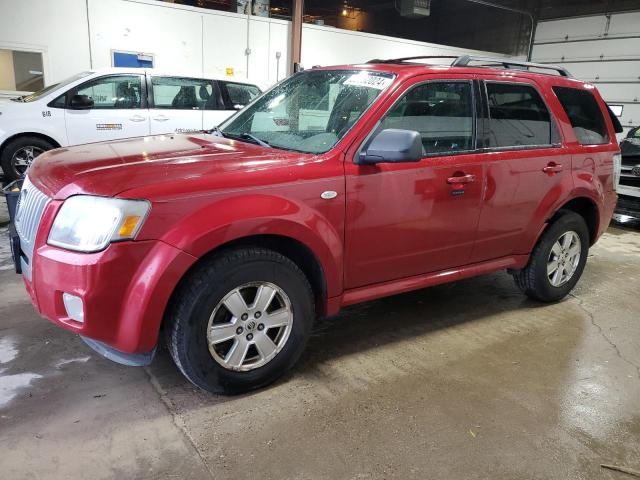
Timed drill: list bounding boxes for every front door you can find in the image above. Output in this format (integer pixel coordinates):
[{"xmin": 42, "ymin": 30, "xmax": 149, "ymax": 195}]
[
  {"xmin": 148, "ymin": 76, "xmax": 210, "ymax": 135},
  {"xmin": 345, "ymin": 78, "xmax": 484, "ymax": 288},
  {"xmin": 65, "ymin": 74, "xmax": 149, "ymax": 145}
]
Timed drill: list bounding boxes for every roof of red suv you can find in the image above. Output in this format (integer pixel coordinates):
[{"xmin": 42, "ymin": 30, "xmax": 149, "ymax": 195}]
[{"xmin": 313, "ymin": 59, "xmax": 590, "ymax": 89}]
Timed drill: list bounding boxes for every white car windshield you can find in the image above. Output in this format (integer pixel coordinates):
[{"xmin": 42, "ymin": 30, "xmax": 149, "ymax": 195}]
[
  {"xmin": 220, "ymin": 69, "xmax": 395, "ymax": 154},
  {"xmin": 12, "ymin": 71, "xmax": 94, "ymax": 103}
]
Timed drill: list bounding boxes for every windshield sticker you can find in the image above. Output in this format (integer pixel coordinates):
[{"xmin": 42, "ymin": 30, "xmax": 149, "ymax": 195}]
[{"xmin": 344, "ymin": 73, "xmax": 393, "ymax": 90}]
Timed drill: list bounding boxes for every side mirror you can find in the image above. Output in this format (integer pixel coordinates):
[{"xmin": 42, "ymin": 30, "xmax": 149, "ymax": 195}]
[
  {"xmin": 69, "ymin": 94, "xmax": 94, "ymax": 110},
  {"xmin": 358, "ymin": 128, "xmax": 423, "ymax": 165}
]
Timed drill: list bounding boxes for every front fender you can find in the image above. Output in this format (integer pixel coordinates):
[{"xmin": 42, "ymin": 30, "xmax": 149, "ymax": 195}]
[{"xmin": 156, "ymin": 194, "xmax": 344, "ymax": 298}]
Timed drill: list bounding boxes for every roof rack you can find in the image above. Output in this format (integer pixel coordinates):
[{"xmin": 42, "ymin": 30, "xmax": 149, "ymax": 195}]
[
  {"xmin": 366, "ymin": 54, "xmax": 572, "ymax": 78},
  {"xmin": 366, "ymin": 55, "xmax": 459, "ymax": 64},
  {"xmin": 452, "ymin": 55, "xmax": 572, "ymax": 77}
]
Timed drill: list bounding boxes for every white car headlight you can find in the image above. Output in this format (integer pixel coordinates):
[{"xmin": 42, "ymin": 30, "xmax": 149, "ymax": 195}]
[{"xmin": 48, "ymin": 196, "xmax": 150, "ymax": 252}]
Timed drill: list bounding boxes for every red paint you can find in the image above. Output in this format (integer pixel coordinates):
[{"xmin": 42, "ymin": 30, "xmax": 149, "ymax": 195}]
[{"xmin": 23, "ymin": 63, "xmax": 618, "ymax": 354}]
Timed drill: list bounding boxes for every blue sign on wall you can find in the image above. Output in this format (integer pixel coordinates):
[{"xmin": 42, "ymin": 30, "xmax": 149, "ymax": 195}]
[{"xmin": 113, "ymin": 51, "xmax": 154, "ymax": 68}]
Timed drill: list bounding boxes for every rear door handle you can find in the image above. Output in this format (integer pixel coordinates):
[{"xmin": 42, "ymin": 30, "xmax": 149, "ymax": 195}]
[
  {"xmin": 153, "ymin": 115, "xmax": 169, "ymax": 122},
  {"xmin": 129, "ymin": 115, "xmax": 146, "ymax": 122},
  {"xmin": 543, "ymin": 163, "xmax": 563, "ymax": 174},
  {"xmin": 447, "ymin": 174, "xmax": 476, "ymax": 184}
]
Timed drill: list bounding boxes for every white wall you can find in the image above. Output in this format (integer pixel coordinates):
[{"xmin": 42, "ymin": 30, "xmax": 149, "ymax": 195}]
[
  {"xmin": 532, "ymin": 11, "xmax": 640, "ymax": 133},
  {"xmin": 0, "ymin": 0, "xmax": 90, "ymax": 95},
  {"xmin": 300, "ymin": 23, "xmax": 504, "ymax": 67},
  {"xmin": 0, "ymin": 0, "xmax": 504, "ymax": 94}
]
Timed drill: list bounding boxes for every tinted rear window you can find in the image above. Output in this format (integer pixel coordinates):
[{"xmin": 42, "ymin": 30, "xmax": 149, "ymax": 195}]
[
  {"xmin": 486, "ymin": 82, "xmax": 556, "ymax": 148},
  {"xmin": 553, "ymin": 86, "xmax": 609, "ymax": 145}
]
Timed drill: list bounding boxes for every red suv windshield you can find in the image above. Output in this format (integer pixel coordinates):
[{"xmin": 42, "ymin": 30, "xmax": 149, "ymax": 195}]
[{"xmin": 220, "ymin": 69, "xmax": 395, "ymax": 154}]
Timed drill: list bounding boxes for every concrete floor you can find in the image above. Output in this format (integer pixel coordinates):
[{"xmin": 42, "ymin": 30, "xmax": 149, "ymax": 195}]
[{"xmin": 1, "ymin": 221, "xmax": 639, "ymax": 480}]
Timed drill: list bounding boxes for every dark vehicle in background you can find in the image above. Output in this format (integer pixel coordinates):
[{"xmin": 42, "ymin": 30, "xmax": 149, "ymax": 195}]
[{"xmin": 615, "ymin": 126, "xmax": 640, "ymax": 222}]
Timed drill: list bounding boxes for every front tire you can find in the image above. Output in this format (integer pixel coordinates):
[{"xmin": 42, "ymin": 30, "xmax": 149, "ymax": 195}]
[
  {"xmin": 1, "ymin": 136, "xmax": 54, "ymax": 181},
  {"xmin": 165, "ymin": 247, "xmax": 315, "ymax": 394},
  {"xmin": 513, "ymin": 211, "xmax": 589, "ymax": 302}
]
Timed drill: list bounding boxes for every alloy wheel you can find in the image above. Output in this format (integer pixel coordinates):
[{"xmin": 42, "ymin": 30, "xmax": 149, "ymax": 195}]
[
  {"xmin": 206, "ymin": 282, "xmax": 293, "ymax": 372},
  {"xmin": 547, "ymin": 231, "xmax": 581, "ymax": 287}
]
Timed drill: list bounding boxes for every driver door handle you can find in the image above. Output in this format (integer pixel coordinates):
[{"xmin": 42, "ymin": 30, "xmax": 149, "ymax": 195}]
[
  {"xmin": 153, "ymin": 115, "xmax": 170, "ymax": 122},
  {"xmin": 543, "ymin": 163, "xmax": 563, "ymax": 174},
  {"xmin": 129, "ymin": 115, "xmax": 146, "ymax": 122},
  {"xmin": 447, "ymin": 174, "xmax": 476, "ymax": 184}
]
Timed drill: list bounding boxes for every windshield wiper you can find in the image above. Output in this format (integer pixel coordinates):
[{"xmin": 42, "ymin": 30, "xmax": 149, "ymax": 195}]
[
  {"xmin": 206, "ymin": 126, "xmax": 226, "ymax": 137},
  {"xmin": 225, "ymin": 132, "xmax": 272, "ymax": 148},
  {"xmin": 240, "ymin": 133, "xmax": 272, "ymax": 148}
]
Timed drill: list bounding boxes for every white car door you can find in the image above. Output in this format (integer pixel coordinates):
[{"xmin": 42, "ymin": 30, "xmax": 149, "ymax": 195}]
[
  {"xmin": 64, "ymin": 74, "xmax": 150, "ymax": 145},
  {"xmin": 148, "ymin": 76, "xmax": 211, "ymax": 135}
]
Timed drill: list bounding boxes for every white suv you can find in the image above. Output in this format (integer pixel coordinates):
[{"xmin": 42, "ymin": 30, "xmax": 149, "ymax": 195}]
[{"xmin": 0, "ymin": 68, "xmax": 262, "ymax": 180}]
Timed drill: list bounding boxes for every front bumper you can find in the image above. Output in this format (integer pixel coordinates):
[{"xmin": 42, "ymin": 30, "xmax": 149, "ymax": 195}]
[
  {"xmin": 614, "ymin": 193, "xmax": 640, "ymax": 223},
  {"xmin": 24, "ymin": 239, "xmax": 196, "ymax": 354}
]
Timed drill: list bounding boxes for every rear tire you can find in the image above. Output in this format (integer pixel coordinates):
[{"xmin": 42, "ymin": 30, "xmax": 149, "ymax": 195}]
[
  {"xmin": 165, "ymin": 247, "xmax": 314, "ymax": 395},
  {"xmin": 513, "ymin": 211, "xmax": 589, "ymax": 302},
  {"xmin": 1, "ymin": 136, "xmax": 54, "ymax": 181}
]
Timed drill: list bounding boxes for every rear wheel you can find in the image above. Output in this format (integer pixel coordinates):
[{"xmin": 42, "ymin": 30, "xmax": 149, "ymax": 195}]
[
  {"xmin": 1, "ymin": 136, "xmax": 54, "ymax": 181},
  {"xmin": 513, "ymin": 211, "xmax": 589, "ymax": 302},
  {"xmin": 165, "ymin": 247, "xmax": 314, "ymax": 394}
]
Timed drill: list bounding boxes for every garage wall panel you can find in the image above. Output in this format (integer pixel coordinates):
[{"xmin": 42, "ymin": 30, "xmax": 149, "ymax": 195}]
[
  {"xmin": 0, "ymin": 0, "xmax": 90, "ymax": 89},
  {"xmin": 300, "ymin": 24, "xmax": 505, "ymax": 68},
  {"xmin": 88, "ymin": 0, "xmax": 203, "ymax": 74},
  {"xmin": 532, "ymin": 12, "xmax": 640, "ymax": 133}
]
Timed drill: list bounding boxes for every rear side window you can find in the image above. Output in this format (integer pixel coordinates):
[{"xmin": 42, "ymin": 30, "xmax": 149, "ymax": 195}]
[
  {"xmin": 221, "ymin": 82, "xmax": 261, "ymax": 109},
  {"xmin": 553, "ymin": 86, "xmax": 609, "ymax": 145},
  {"xmin": 380, "ymin": 81, "xmax": 474, "ymax": 155},
  {"xmin": 486, "ymin": 82, "xmax": 556, "ymax": 148},
  {"xmin": 151, "ymin": 77, "xmax": 218, "ymax": 110}
]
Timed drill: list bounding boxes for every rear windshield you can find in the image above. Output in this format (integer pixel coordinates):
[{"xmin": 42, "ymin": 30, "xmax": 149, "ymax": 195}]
[{"xmin": 553, "ymin": 86, "xmax": 609, "ymax": 145}]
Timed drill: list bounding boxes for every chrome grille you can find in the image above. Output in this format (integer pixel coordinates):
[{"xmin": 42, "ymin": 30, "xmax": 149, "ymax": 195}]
[{"xmin": 15, "ymin": 176, "xmax": 50, "ymax": 263}]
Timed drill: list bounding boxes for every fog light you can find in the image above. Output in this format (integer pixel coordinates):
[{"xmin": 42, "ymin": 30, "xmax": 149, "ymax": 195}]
[{"xmin": 63, "ymin": 293, "xmax": 84, "ymax": 323}]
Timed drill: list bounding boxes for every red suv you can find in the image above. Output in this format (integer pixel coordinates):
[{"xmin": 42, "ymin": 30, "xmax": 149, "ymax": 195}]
[{"xmin": 11, "ymin": 56, "xmax": 621, "ymax": 394}]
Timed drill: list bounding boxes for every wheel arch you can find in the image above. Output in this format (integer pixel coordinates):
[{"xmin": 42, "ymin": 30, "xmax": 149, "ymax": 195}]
[
  {"xmin": 164, "ymin": 233, "xmax": 331, "ymax": 331},
  {"xmin": 0, "ymin": 131, "xmax": 62, "ymax": 155},
  {"xmin": 552, "ymin": 197, "xmax": 599, "ymax": 246}
]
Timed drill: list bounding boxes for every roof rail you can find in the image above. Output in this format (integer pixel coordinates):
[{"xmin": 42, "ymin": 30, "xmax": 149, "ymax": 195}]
[
  {"xmin": 452, "ymin": 55, "xmax": 572, "ymax": 77},
  {"xmin": 367, "ymin": 55, "xmax": 459, "ymax": 64}
]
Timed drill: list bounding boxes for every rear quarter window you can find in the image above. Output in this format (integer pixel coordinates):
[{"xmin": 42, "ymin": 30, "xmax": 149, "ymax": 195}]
[{"xmin": 553, "ymin": 86, "xmax": 609, "ymax": 145}]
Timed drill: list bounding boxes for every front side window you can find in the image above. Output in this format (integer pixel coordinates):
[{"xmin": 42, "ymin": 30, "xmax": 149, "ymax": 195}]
[
  {"xmin": 75, "ymin": 75, "xmax": 142, "ymax": 109},
  {"xmin": 221, "ymin": 82, "xmax": 261, "ymax": 109},
  {"xmin": 553, "ymin": 86, "xmax": 608, "ymax": 145},
  {"xmin": 486, "ymin": 82, "xmax": 555, "ymax": 148},
  {"xmin": 221, "ymin": 70, "xmax": 395, "ymax": 154},
  {"xmin": 151, "ymin": 77, "xmax": 218, "ymax": 110},
  {"xmin": 380, "ymin": 81, "xmax": 474, "ymax": 155}
]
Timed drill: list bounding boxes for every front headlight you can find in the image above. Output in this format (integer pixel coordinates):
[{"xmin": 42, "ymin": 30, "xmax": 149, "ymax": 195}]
[{"xmin": 48, "ymin": 196, "xmax": 150, "ymax": 252}]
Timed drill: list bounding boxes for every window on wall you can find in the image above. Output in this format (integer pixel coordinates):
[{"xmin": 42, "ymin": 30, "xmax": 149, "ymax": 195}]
[
  {"xmin": 151, "ymin": 76, "xmax": 219, "ymax": 110},
  {"xmin": 0, "ymin": 49, "xmax": 44, "ymax": 92},
  {"xmin": 553, "ymin": 86, "xmax": 609, "ymax": 145},
  {"xmin": 380, "ymin": 81, "xmax": 474, "ymax": 155},
  {"xmin": 76, "ymin": 75, "xmax": 143, "ymax": 109},
  {"xmin": 486, "ymin": 82, "xmax": 556, "ymax": 148}
]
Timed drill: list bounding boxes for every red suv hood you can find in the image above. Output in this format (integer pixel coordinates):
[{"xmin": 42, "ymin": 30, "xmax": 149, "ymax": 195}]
[{"xmin": 29, "ymin": 134, "xmax": 306, "ymax": 200}]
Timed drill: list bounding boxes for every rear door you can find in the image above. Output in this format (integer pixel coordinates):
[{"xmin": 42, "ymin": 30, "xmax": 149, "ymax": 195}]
[
  {"xmin": 64, "ymin": 74, "xmax": 149, "ymax": 144},
  {"xmin": 344, "ymin": 76, "xmax": 485, "ymax": 288},
  {"xmin": 470, "ymin": 78, "xmax": 570, "ymax": 262},
  {"xmin": 148, "ymin": 76, "xmax": 213, "ymax": 135}
]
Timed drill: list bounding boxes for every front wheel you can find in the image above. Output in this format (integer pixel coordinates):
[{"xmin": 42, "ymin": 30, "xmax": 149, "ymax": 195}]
[
  {"xmin": 513, "ymin": 211, "xmax": 589, "ymax": 302},
  {"xmin": 165, "ymin": 247, "xmax": 315, "ymax": 394},
  {"xmin": 1, "ymin": 136, "xmax": 54, "ymax": 181}
]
